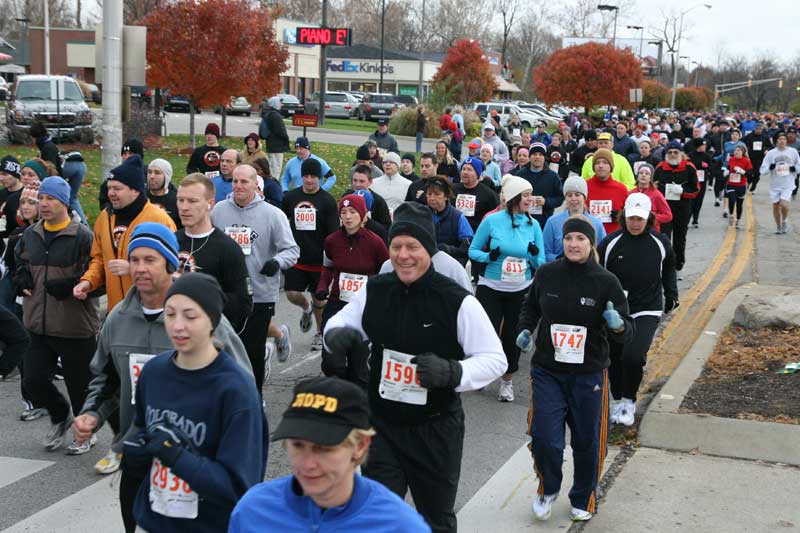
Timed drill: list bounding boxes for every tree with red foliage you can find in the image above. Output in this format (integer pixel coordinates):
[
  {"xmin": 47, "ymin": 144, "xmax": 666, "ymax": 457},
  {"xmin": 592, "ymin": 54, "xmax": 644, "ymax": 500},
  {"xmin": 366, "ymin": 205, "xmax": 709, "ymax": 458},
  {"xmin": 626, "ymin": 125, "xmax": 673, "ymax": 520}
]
[
  {"xmin": 533, "ymin": 42, "xmax": 642, "ymax": 111},
  {"xmin": 142, "ymin": 0, "xmax": 288, "ymax": 144},
  {"xmin": 432, "ymin": 39, "xmax": 498, "ymax": 107}
]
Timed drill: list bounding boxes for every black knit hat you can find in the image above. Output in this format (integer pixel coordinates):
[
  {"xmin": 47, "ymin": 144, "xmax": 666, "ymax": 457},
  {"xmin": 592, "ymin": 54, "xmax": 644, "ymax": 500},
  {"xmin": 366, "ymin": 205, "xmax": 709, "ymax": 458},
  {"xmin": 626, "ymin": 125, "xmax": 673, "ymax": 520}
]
[
  {"xmin": 562, "ymin": 215, "xmax": 596, "ymax": 246},
  {"xmin": 356, "ymin": 144, "xmax": 371, "ymax": 161},
  {"xmin": 388, "ymin": 202, "xmax": 437, "ymax": 257},
  {"xmin": 401, "ymin": 153, "xmax": 416, "ymax": 166},
  {"xmin": 301, "ymin": 158, "xmax": 322, "ymax": 178},
  {"xmin": 165, "ymin": 272, "xmax": 225, "ymax": 330},
  {"xmin": 0, "ymin": 156, "xmax": 21, "ymax": 179},
  {"xmin": 107, "ymin": 154, "xmax": 146, "ymax": 194},
  {"xmin": 121, "ymin": 138, "xmax": 144, "ymax": 159}
]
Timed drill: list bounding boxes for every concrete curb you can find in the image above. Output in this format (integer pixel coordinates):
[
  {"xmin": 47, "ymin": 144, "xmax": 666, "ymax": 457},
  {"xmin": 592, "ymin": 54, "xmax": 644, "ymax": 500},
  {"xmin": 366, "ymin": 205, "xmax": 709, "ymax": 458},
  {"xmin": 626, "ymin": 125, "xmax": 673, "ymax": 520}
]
[{"xmin": 640, "ymin": 282, "xmax": 800, "ymax": 465}]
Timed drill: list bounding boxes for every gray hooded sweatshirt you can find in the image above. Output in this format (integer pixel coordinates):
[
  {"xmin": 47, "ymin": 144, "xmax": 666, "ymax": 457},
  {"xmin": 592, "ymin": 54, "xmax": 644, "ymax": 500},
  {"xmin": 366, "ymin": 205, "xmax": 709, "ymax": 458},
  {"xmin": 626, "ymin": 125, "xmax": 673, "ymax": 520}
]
[
  {"xmin": 211, "ymin": 194, "xmax": 299, "ymax": 303},
  {"xmin": 80, "ymin": 286, "xmax": 252, "ymax": 451}
]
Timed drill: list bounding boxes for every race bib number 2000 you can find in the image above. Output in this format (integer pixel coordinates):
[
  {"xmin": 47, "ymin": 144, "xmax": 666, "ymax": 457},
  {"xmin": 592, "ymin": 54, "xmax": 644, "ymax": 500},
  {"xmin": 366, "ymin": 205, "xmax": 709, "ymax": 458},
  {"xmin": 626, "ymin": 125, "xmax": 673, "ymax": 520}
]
[
  {"xmin": 294, "ymin": 208, "xmax": 317, "ymax": 230},
  {"xmin": 150, "ymin": 458, "xmax": 198, "ymax": 519}
]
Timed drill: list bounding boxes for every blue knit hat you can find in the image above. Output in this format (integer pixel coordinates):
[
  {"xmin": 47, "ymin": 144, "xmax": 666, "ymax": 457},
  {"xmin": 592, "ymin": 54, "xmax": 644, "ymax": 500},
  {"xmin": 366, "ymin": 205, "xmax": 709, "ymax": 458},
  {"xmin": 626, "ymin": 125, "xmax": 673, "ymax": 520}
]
[
  {"xmin": 353, "ymin": 189, "xmax": 374, "ymax": 210},
  {"xmin": 460, "ymin": 156, "xmax": 484, "ymax": 176},
  {"xmin": 127, "ymin": 222, "xmax": 179, "ymax": 270},
  {"xmin": 39, "ymin": 176, "xmax": 70, "ymax": 207},
  {"xmin": 665, "ymin": 139, "xmax": 683, "ymax": 152},
  {"xmin": 107, "ymin": 154, "xmax": 146, "ymax": 194}
]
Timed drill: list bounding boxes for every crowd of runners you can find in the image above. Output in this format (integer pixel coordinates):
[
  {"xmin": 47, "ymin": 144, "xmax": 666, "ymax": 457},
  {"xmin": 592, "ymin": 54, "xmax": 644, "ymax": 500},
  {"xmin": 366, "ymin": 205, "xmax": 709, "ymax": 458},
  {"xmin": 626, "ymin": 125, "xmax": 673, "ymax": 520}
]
[{"xmin": 0, "ymin": 97, "xmax": 798, "ymax": 532}]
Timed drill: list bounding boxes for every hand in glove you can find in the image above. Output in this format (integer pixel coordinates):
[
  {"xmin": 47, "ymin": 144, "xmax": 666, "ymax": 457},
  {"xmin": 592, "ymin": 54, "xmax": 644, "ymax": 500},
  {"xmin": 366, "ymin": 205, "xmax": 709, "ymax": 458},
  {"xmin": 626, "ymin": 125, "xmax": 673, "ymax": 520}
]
[
  {"xmin": 260, "ymin": 259, "xmax": 280, "ymax": 276},
  {"xmin": 144, "ymin": 425, "xmax": 185, "ymax": 468},
  {"xmin": 734, "ymin": 166, "xmax": 745, "ymax": 174},
  {"xmin": 489, "ymin": 247, "xmax": 501, "ymax": 261},
  {"xmin": 516, "ymin": 329, "xmax": 533, "ymax": 351},
  {"xmin": 610, "ymin": 209, "xmax": 620, "ymax": 219},
  {"xmin": 791, "ymin": 166, "xmax": 797, "ymax": 173},
  {"xmin": 527, "ymin": 242, "xmax": 539, "ymax": 256},
  {"xmin": 410, "ymin": 352, "xmax": 463, "ymax": 389},
  {"xmin": 602, "ymin": 301, "xmax": 624, "ymax": 331},
  {"xmin": 122, "ymin": 434, "xmax": 153, "ymax": 477},
  {"xmin": 664, "ymin": 298, "xmax": 680, "ymax": 314},
  {"xmin": 722, "ymin": 168, "xmax": 730, "ymax": 177},
  {"xmin": 324, "ymin": 327, "xmax": 363, "ymax": 357},
  {"xmin": 314, "ymin": 289, "xmax": 329, "ymax": 302},
  {"xmin": 769, "ymin": 163, "xmax": 776, "ymax": 171}
]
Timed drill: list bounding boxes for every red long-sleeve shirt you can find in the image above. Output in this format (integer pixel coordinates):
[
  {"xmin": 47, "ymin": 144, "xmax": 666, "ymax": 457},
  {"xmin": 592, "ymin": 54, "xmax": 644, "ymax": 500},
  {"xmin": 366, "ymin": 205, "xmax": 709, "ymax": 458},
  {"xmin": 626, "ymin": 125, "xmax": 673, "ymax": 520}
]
[
  {"xmin": 629, "ymin": 185, "xmax": 673, "ymax": 231},
  {"xmin": 727, "ymin": 156, "xmax": 753, "ymax": 188},
  {"xmin": 587, "ymin": 175, "xmax": 630, "ymax": 234},
  {"xmin": 318, "ymin": 227, "xmax": 389, "ymax": 303}
]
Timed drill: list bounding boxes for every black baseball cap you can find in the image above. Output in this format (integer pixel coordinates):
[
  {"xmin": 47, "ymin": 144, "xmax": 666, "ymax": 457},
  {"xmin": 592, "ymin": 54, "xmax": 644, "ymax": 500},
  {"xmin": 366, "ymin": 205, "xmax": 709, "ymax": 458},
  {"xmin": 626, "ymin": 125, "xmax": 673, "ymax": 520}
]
[
  {"xmin": 272, "ymin": 377, "xmax": 371, "ymax": 446},
  {"xmin": 295, "ymin": 136, "xmax": 311, "ymax": 149},
  {"xmin": 377, "ymin": 117, "xmax": 389, "ymax": 126}
]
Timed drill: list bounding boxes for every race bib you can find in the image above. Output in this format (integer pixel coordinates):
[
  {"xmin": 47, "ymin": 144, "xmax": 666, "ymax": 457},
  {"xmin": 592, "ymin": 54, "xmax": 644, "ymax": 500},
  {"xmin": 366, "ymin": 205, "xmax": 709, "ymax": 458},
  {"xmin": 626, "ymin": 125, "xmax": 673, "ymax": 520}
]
[
  {"xmin": 549, "ymin": 162, "xmax": 560, "ymax": 173},
  {"xmin": 150, "ymin": 458, "xmax": 198, "ymax": 519},
  {"xmin": 224, "ymin": 226, "xmax": 251, "ymax": 255},
  {"xmin": 550, "ymin": 324, "xmax": 587, "ymax": 364},
  {"xmin": 665, "ymin": 183, "xmax": 683, "ymax": 201},
  {"xmin": 589, "ymin": 200, "xmax": 613, "ymax": 223},
  {"xmin": 776, "ymin": 163, "xmax": 790, "ymax": 177},
  {"xmin": 379, "ymin": 349, "xmax": 427, "ymax": 405},
  {"xmin": 501, "ymin": 256, "xmax": 527, "ymax": 282},
  {"xmin": 513, "ymin": 128, "xmax": 521, "ymax": 137},
  {"xmin": 455, "ymin": 194, "xmax": 476, "ymax": 217},
  {"xmin": 129, "ymin": 354, "xmax": 157, "ymax": 405},
  {"xmin": 528, "ymin": 200, "xmax": 543, "ymax": 216},
  {"xmin": 338, "ymin": 272, "xmax": 367, "ymax": 303},
  {"xmin": 728, "ymin": 173, "xmax": 742, "ymax": 184},
  {"xmin": 294, "ymin": 207, "xmax": 317, "ymax": 230},
  {"xmin": 752, "ymin": 141, "xmax": 762, "ymax": 151},
  {"xmin": 696, "ymin": 169, "xmax": 705, "ymax": 182},
  {"xmin": 204, "ymin": 171, "xmax": 220, "ymax": 179}
]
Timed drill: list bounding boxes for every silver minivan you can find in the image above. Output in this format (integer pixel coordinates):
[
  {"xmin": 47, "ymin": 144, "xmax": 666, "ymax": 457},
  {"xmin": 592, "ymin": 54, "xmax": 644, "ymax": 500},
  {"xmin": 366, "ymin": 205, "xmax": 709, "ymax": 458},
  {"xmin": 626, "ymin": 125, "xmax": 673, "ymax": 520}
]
[{"xmin": 305, "ymin": 91, "xmax": 358, "ymax": 119}]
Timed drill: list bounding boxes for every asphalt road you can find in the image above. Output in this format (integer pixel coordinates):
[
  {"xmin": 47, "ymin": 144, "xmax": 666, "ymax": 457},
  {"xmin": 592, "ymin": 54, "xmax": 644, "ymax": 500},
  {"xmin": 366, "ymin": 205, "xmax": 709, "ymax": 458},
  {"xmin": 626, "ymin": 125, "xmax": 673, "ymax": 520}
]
[{"xmin": 0, "ymin": 184, "xmax": 739, "ymax": 530}]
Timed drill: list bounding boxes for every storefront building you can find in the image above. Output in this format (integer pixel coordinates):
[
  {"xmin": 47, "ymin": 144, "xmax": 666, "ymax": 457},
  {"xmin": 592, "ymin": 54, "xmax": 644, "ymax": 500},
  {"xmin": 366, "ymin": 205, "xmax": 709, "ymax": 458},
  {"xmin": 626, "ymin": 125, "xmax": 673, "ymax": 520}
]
[{"xmin": 275, "ymin": 18, "xmax": 320, "ymax": 102}]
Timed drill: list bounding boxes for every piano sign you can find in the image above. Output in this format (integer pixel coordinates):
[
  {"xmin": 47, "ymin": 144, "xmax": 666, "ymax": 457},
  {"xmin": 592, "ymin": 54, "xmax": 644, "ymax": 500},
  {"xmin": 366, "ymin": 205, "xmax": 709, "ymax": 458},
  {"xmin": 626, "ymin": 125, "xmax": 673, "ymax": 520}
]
[{"xmin": 295, "ymin": 27, "xmax": 352, "ymax": 47}]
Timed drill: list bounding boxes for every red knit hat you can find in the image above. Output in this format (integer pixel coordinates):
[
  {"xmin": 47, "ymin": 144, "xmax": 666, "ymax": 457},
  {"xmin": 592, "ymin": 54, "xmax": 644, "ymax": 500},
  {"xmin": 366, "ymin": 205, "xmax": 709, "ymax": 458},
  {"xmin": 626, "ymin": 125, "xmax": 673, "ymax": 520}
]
[{"xmin": 339, "ymin": 194, "xmax": 367, "ymax": 221}]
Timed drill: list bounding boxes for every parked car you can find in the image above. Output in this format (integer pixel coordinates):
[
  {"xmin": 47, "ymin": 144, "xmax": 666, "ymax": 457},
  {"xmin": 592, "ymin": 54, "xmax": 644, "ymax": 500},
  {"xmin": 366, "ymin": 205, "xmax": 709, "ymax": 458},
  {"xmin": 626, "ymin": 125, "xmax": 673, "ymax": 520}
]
[
  {"xmin": 472, "ymin": 102, "xmax": 558, "ymax": 129},
  {"xmin": 394, "ymin": 95, "xmax": 418, "ymax": 108},
  {"xmin": 130, "ymin": 85, "xmax": 154, "ymax": 104},
  {"xmin": 305, "ymin": 91, "xmax": 358, "ymax": 119},
  {"xmin": 0, "ymin": 77, "xmax": 9, "ymax": 101},
  {"xmin": 346, "ymin": 91, "xmax": 365, "ymax": 103},
  {"xmin": 214, "ymin": 96, "xmax": 252, "ymax": 116},
  {"xmin": 275, "ymin": 94, "xmax": 304, "ymax": 117},
  {"xmin": 356, "ymin": 93, "xmax": 397, "ymax": 121},
  {"xmin": 5, "ymin": 74, "xmax": 94, "ymax": 144},
  {"xmin": 165, "ymin": 95, "xmax": 200, "ymax": 113}
]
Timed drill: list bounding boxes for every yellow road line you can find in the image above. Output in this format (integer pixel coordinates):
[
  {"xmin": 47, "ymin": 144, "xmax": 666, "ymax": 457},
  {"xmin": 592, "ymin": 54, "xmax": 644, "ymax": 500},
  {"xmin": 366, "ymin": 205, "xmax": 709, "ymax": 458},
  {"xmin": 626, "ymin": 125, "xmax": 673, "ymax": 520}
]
[{"xmin": 642, "ymin": 196, "xmax": 753, "ymax": 391}]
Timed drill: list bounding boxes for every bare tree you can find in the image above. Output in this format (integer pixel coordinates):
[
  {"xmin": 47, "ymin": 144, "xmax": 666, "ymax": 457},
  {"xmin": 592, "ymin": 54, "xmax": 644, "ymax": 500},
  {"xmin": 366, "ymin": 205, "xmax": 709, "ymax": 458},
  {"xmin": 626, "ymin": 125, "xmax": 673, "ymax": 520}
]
[
  {"xmin": 497, "ymin": 0, "xmax": 519, "ymax": 65},
  {"xmin": 426, "ymin": 0, "xmax": 490, "ymax": 47},
  {"xmin": 509, "ymin": 6, "xmax": 559, "ymax": 98}
]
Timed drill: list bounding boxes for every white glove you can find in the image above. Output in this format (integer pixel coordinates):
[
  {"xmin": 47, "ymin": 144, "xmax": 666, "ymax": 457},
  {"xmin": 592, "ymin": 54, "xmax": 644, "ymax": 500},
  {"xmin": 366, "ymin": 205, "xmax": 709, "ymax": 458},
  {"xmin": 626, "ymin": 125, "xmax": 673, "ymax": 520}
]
[
  {"xmin": 734, "ymin": 166, "xmax": 745, "ymax": 174},
  {"xmin": 722, "ymin": 168, "xmax": 730, "ymax": 177}
]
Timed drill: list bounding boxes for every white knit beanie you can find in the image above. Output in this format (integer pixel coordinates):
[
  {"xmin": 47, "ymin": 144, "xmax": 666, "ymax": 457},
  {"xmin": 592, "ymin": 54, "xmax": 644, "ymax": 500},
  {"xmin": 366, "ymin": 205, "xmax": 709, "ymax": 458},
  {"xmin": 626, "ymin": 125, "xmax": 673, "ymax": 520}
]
[
  {"xmin": 148, "ymin": 158, "xmax": 173, "ymax": 191},
  {"xmin": 501, "ymin": 174, "xmax": 532, "ymax": 203}
]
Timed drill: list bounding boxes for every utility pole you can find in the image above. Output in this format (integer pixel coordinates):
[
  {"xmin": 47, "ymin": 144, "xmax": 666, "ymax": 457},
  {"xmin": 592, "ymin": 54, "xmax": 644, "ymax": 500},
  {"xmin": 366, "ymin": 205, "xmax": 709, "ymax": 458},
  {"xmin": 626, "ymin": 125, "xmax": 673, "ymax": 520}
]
[
  {"xmin": 43, "ymin": 0, "xmax": 50, "ymax": 74},
  {"xmin": 101, "ymin": 0, "xmax": 123, "ymax": 173},
  {"xmin": 671, "ymin": 4, "xmax": 712, "ymax": 109},
  {"xmin": 317, "ymin": 0, "xmax": 328, "ymax": 126},
  {"xmin": 417, "ymin": 0, "xmax": 425, "ymax": 101},
  {"xmin": 380, "ymin": 0, "xmax": 386, "ymax": 92},
  {"xmin": 597, "ymin": 5, "xmax": 619, "ymax": 48}
]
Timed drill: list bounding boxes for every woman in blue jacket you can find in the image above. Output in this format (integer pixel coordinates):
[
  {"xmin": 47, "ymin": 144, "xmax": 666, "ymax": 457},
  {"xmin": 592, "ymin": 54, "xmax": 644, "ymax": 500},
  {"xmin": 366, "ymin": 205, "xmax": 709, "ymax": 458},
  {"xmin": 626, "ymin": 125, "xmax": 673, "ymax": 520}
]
[
  {"xmin": 122, "ymin": 273, "xmax": 267, "ymax": 533},
  {"xmin": 469, "ymin": 174, "xmax": 545, "ymax": 403}
]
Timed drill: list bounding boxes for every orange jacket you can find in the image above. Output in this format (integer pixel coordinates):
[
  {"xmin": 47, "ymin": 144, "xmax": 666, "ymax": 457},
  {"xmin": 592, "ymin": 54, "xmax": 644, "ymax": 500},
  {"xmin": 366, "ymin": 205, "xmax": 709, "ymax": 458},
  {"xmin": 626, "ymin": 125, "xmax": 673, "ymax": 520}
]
[{"xmin": 80, "ymin": 200, "xmax": 176, "ymax": 311}]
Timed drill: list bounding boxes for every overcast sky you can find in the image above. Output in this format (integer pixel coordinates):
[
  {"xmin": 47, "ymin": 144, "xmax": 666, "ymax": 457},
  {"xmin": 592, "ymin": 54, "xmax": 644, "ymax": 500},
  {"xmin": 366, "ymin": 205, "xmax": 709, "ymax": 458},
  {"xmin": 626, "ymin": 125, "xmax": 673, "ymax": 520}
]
[{"xmin": 616, "ymin": 0, "xmax": 798, "ymax": 68}]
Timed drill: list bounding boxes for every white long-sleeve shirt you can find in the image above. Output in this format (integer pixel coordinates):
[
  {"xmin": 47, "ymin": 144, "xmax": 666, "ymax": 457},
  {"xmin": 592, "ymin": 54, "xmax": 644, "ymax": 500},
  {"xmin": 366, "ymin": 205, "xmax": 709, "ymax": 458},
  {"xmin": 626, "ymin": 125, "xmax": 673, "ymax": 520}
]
[{"xmin": 759, "ymin": 146, "xmax": 800, "ymax": 190}]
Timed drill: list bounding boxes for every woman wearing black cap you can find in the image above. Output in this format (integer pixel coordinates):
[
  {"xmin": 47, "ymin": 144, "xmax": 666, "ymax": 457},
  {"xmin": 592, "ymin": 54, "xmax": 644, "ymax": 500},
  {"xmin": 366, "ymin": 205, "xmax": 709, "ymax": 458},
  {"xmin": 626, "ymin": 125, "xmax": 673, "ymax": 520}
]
[
  {"xmin": 516, "ymin": 215, "xmax": 632, "ymax": 523},
  {"xmin": 229, "ymin": 376, "xmax": 430, "ymax": 532},
  {"xmin": 122, "ymin": 273, "xmax": 267, "ymax": 533}
]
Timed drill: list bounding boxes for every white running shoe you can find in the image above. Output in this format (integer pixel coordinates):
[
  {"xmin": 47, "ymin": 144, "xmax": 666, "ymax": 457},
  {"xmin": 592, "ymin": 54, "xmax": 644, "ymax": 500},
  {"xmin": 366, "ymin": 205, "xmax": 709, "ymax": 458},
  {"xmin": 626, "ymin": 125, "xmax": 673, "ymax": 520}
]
[
  {"xmin": 95, "ymin": 449, "xmax": 122, "ymax": 475},
  {"xmin": 65, "ymin": 433, "xmax": 98, "ymax": 455},
  {"xmin": 264, "ymin": 342, "xmax": 275, "ymax": 382},
  {"xmin": 610, "ymin": 400, "xmax": 623, "ymax": 424},
  {"xmin": 42, "ymin": 414, "xmax": 73, "ymax": 451},
  {"xmin": 532, "ymin": 493, "xmax": 558, "ymax": 521},
  {"xmin": 618, "ymin": 398, "xmax": 636, "ymax": 426},
  {"xmin": 310, "ymin": 332, "xmax": 323, "ymax": 351},
  {"xmin": 781, "ymin": 221, "xmax": 788, "ymax": 234},
  {"xmin": 497, "ymin": 379, "xmax": 514, "ymax": 402},
  {"xmin": 276, "ymin": 324, "xmax": 292, "ymax": 362},
  {"xmin": 570, "ymin": 507, "xmax": 593, "ymax": 521}
]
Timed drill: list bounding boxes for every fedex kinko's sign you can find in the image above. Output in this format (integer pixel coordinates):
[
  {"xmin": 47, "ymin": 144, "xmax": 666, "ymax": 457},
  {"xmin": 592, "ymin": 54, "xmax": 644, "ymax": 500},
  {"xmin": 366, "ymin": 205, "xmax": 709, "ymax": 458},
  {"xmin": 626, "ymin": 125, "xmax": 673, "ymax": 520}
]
[{"xmin": 326, "ymin": 60, "xmax": 395, "ymax": 74}]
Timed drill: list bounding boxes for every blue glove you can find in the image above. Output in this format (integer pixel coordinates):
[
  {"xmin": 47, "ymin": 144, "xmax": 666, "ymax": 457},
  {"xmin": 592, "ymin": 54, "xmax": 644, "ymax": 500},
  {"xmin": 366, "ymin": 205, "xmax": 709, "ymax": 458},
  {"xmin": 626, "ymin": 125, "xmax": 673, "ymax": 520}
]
[
  {"xmin": 516, "ymin": 329, "xmax": 532, "ymax": 351},
  {"xmin": 603, "ymin": 301, "xmax": 623, "ymax": 331}
]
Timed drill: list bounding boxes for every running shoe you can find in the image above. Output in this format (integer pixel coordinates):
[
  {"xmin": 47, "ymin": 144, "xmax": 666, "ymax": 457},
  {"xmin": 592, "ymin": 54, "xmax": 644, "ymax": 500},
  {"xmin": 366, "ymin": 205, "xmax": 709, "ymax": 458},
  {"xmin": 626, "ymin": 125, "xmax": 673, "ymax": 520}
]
[
  {"xmin": 714, "ymin": 200, "xmax": 720, "ymax": 207},
  {"xmin": 776, "ymin": 225, "xmax": 783, "ymax": 235},
  {"xmin": 300, "ymin": 307, "xmax": 313, "ymax": 333},
  {"xmin": 264, "ymin": 342, "xmax": 275, "ymax": 382},
  {"xmin": 20, "ymin": 407, "xmax": 48, "ymax": 421},
  {"xmin": 781, "ymin": 221, "xmax": 788, "ymax": 234},
  {"xmin": 570, "ymin": 507, "xmax": 593, "ymax": 521},
  {"xmin": 728, "ymin": 216, "xmax": 735, "ymax": 227},
  {"xmin": 735, "ymin": 219, "xmax": 741, "ymax": 228},
  {"xmin": 42, "ymin": 414, "xmax": 73, "ymax": 451},
  {"xmin": 65, "ymin": 433, "xmax": 98, "ymax": 455},
  {"xmin": 497, "ymin": 379, "xmax": 514, "ymax": 402},
  {"xmin": 310, "ymin": 332, "xmax": 323, "ymax": 351},
  {"xmin": 610, "ymin": 400, "xmax": 622, "ymax": 424},
  {"xmin": 1, "ymin": 367, "xmax": 19, "ymax": 380},
  {"xmin": 722, "ymin": 211, "xmax": 728, "ymax": 218},
  {"xmin": 617, "ymin": 399, "xmax": 636, "ymax": 426},
  {"xmin": 692, "ymin": 222, "xmax": 699, "ymax": 228},
  {"xmin": 532, "ymin": 493, "xmax": 558, "ymax": 521},
  {"xmin": 276, "ymin": 324, "xmax": 292, "ymax": 362},
  {"xmin": 95, "ymin": 450, "xmax": 123, "ymax": 475}
]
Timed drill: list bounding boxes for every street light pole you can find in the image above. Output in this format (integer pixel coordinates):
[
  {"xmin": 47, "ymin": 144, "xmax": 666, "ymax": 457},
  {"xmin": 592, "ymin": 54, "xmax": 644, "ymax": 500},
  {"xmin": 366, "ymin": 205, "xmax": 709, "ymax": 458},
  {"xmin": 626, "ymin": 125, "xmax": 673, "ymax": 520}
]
[
  {"xmin": 627, "ymin": 25, "xmax": 644, "ymax": 59},
  {"xmin": 680, "ymin": 55, "xmax": 690, "ymax": 87},
  {"xmin": 43, "ymin": 0, "xmax": 50, "ymax": 74},
  {"xmin": 417, "ymin": 0, "xmax": 425, "ymax": 100},
  {"xmin": 379, "ymin": 0, "xmax": 385, "ymax": 93},
  {"xmin": 692, "ymin": 61, "xmax": 701, "ymax": 86},
  {"xmin": 598, "ymin": 5, "xmax": 619, "ymax": 48},
  {"xmin": 670, "ymin": 3, "xmax": 712, "ymax": 109}
]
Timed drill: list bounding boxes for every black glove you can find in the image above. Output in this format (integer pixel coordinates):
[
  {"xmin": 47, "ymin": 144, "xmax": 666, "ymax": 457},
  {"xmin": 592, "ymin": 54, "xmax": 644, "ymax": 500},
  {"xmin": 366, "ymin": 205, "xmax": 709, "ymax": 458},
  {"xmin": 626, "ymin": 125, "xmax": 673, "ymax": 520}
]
[
  {"xmin": 44, "ymin": 277, "xmax": 78, "ymax": 301},
  {"xmin": 260, "ymin": 259, "xmax": 280, "ymax": 276},
  {"xmin": 527, "ymin": 242, "xmax": 539, "ymax": 256},
  {"xmin": 144, "ymin": 425, "xmax": 185, "ymax": 468},
  {"xmin": 411, "ymin": 352, "xmax": 463, "ymax": 390},
  {"xmin": 314, "ymin": 289, "xmax": 329, "ymax": 302},
  {"xmin": 610, "ymin": 209, "xmax": 620, "ymax": 219},
  {"xmin": 324, "ymin": 327, "xmax": 363, "ymax": 357},
  {"xmin": 791, "ymin": 166, "xmax": 797, "ymax": 173},
  {"xmin": 489, "ymin": 247, "xmax": 501, "ymax": 261},
  {"xmin": 769, "ymin": 163, "xmax": 776, "ymax": 170},
  {"xmin": 122, "ymin": 434, "xmax": 153, "ymax": 477},
  {"xmin": 664, "ymin": 298, "xmax": 680, "ymax": 314}
]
